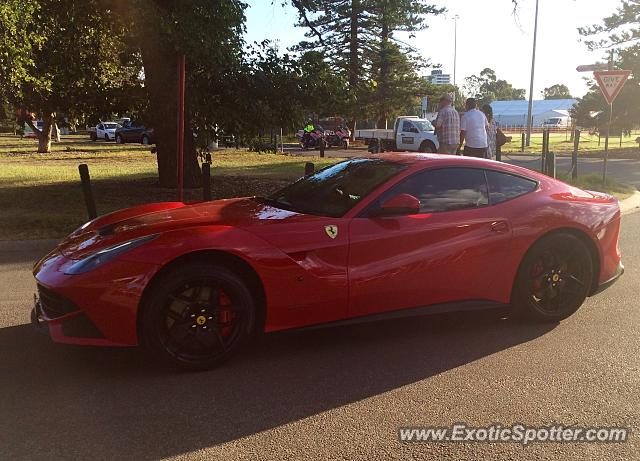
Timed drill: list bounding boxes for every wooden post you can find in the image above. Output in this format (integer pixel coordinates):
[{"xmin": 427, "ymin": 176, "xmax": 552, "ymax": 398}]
[
  {"xmin": 78, "ymin": 164, "xmax": 97, "ymax": 220},
  {"xmin": 319, "ymin": 137, "xmax": 325, "ymax": 158},
  {"xmin": 202, "ymin": 163, "xmax": 211, "ymax": 201},
  {"xmin": 572, "ymin": 129, "xmax": 580, "ymax": 180},
  {"xmin": 304, "ymin": 162, "xmax": 315, "ymax": 176},
  {"xmin": 521, "ymin": 132, "xmax": 525, "ymax": 152},
  {"xmin": 176, "ymin": 54, "xmax": 186, "ymax": 201}
]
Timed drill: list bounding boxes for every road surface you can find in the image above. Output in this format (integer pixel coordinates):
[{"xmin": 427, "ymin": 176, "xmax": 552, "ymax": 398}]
[{"xmin": 1, "ymin": 213, "xmax": 639, "ymax": 460}]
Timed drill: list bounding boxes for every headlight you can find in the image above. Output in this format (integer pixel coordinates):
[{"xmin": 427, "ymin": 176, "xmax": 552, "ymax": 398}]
[{"xmin": 64, "ymin": 234, "xmax": 158, "ymax": 275}]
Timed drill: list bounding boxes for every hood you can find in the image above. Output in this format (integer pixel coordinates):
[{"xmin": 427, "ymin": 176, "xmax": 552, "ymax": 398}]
[{"xmin": 57, "ymin": 198, "xmax": 310, "ymax": 259}]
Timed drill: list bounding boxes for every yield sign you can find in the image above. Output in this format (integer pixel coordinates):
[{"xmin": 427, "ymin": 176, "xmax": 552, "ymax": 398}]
[{"xmin": 594, "ymin": 70, "xmax": 631, "ymax": 104}]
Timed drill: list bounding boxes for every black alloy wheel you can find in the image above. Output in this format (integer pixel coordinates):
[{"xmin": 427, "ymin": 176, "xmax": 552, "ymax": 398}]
[
  {"xmin": 143, "ymin": 263, "xmax": 255, "ymax": 370},
  {"xmin": 513, "ymin": 233, "xmax": 593, "ymax": 321}
]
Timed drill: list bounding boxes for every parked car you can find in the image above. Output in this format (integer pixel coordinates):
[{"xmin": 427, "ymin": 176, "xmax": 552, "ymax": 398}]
[
  {"xmin": 32, "ymin": 154, "xmax": 623, "ymax": 370},
  {"xmin": 90, "ymin": 122, "xmax": 120, "ymax": 141},
  {"xmin": 23, "ymin": 120, "xmax": 44, "ymax": 139},
  {"xmin": 115, "ymin": 120, "xmax": 155, "ymax": 144}
]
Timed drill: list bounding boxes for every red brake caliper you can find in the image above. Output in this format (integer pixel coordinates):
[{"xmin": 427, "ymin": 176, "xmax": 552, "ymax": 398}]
[{"xmin": 218, "ymin": 291, "xmax": 233, "ymax": 337}]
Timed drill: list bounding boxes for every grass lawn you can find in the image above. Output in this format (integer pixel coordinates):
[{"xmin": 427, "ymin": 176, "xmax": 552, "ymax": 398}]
[
  {"xmin": 501, "ymin": 130, "xmax": 640, "ymax": 156},
  {"xmin": 556, "ymin": 173, "xmax": 635, "ymax": 201},
  {"xmin": 0, "ymin": 135, "xmax": 343, "ymax": 240},
  {"xmin": 0, "ymin": 134, "xmax": 635, "ymax": 240}
]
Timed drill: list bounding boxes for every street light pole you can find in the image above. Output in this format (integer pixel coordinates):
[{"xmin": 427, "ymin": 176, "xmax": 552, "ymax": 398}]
[
  {"xmin": 453, "ymin": 15, "xmax": 459, "ymax": 90},
  {"xmin": 525, "ymin": 0, "xmax": 540, "ymax": 147}
]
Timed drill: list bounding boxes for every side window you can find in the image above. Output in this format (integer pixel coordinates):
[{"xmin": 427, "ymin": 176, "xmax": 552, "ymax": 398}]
[
  {"xmin": 97, "ymin": 124, "xmax": 103, "ymax": 130},
  {"xmin": 486, "ymin": 170, "xmax": 537, "ymax": 205},
  {"xmin": 402, "ymin": 121, "xmax": 413, "ymax": 132},
  {"xmin": 379, "ymin": 168, "xmax": 489, "ymax": 213}
]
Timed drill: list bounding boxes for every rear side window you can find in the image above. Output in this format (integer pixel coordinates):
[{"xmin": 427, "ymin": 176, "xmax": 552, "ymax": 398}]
[
  {"xmin": 381, "ymin": 167, "xmax": 489, "ymax": 213},
  {"xmin": 486, "ymin": 170, "xmax": 537, "ymax": 204}
]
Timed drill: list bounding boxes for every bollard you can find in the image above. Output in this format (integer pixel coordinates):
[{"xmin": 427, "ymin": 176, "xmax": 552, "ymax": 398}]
[
  {"xmin": 572, "ymin": 129, "xmax": 580, "ymax": 180},
  {"xmin": 202, "ymin": 163, "xmax": 211, "ymax": 201},
  {"xmin": 78, "ymin": 164, "xmax": 97, "ymax": 220},
  {"xmin": 304, "ymin": 162, "xmax": 315, "ymax": 176},
  {"xmin": 319, "ymin": 137, "xmax": 325, "ymax": 158},
  {"xmin": 521, "ymin": 132, "xmax": 525, "ymax": 152},
  {"xmin": 540, "ymin": 130, "xmax": 547, "ymax": 173}
]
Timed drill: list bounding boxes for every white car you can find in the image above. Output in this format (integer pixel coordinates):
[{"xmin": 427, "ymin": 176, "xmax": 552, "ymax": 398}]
[{"xmin": 91, "ymin": 122, "xmax": 120, "ymax": 141}]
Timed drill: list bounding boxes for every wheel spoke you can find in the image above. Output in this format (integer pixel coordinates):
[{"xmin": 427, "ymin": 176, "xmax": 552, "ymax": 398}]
[
  {"xmin": 211, "ymin": 324, "xmax": 227, "ymax": 352},
  {"xmin": 168, "ymin": 293, "xmax": 192, "ymax": 305},
  {"xmin": 566, "ymin": 274, "xmax": 585, "ymax": 287}
]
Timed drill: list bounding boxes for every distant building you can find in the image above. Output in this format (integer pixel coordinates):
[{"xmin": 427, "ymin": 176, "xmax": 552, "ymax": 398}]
[
  {"xmin": 427, "ymin": 69, "xmax": 451, "ymax": 85},
  {"xmin": 490, "ymin": 99, "xmax": 577, "ymax": 128}
]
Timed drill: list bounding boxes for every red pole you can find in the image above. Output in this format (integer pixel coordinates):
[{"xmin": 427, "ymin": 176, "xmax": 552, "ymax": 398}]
[{"xmin": 176, "ymin": 54, "xmax": 186, "ymax": 202}]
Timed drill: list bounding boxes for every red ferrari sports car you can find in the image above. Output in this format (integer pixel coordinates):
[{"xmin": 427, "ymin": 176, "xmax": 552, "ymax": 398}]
[{"xmin": 32, "ymin": 154, "xmax": 623, "ymax": 369}]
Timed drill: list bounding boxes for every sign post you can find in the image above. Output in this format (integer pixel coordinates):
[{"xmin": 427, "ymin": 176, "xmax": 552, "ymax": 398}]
[{"xmin": 593, "ymin": 70, "xmax": 631, "ymax": 184}]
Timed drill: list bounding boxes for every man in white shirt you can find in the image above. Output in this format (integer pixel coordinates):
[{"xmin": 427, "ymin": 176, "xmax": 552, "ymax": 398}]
[{"xmin": 459, "ymin": 98, "xmax": 489, "ymax": 158}]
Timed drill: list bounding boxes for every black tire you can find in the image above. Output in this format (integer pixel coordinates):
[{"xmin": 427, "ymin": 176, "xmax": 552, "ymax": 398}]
[
  {"xmin": 512, "ymin": 233, "xmax": 593, "ymax": 321},
  {"xmin": 141, "ymin": 262, "xmax": 256, "ymax": 370},
  {"xmin": 419, "ymin": 141, "xmax": 436, "ymax": 153},
  {"xmin": 343, "ymin": 139, "xmax": 349, "ymax": 149},
  {"xmin": 141, "ymin": 134, "xmax": 150, "ymax": 145},
  {"xmin": 104, "ymin": 134, "xmax": 109, "ymax": 141},
  {"xmin": 116, "ymin": 134, "xmax": 124, "ymax": 144}
]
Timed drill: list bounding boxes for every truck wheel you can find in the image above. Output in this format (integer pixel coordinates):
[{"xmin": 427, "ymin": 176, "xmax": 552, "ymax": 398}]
[{"xmin": 419, "ymin": 141, "xmax": 436, "ymax": 153}]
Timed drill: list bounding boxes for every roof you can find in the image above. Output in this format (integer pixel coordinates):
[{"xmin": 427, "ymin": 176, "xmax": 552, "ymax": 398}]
[
  {"xmin": 370, "ymin": 153, "xmax": 545, "ymax": 179},
  {"xmin": 490, "ymin": 99, "xmax": 577, "ymax": 116}
]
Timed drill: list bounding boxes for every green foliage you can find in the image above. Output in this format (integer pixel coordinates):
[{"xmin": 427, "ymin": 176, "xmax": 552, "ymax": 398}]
[
  {"xmin": 463, "ymin": 68, "xmax": 526, "ymax": 105},
  {"xmin": 292, "ymin": 0, "xmax": 443, "ymax": 123},
  {"xmin": 543, "ymin": 84, "xmax": 572, "ymax": 100},
  {"xmin": 0, "ymin": 0, "xmax": 141, "ymax": 121}
]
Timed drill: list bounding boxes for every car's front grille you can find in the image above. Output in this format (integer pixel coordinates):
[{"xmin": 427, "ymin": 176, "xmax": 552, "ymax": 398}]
[{"xmin": 37, "ymin": 284, "xmax": 78, "ymax": 318}]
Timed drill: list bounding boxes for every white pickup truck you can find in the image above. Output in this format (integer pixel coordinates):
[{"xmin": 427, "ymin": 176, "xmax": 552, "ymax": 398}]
[{"xmin": 355, "ymin": 116, "xmax": 439, "ymax": 153}]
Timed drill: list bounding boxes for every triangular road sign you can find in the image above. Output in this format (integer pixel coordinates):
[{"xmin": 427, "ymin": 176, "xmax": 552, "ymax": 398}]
[{"xmin": 594, "ymin": 70, "xmax": 631, "ymax": 104}]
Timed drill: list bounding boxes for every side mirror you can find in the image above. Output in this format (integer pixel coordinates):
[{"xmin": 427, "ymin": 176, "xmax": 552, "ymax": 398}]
[{"xmin": 371, "ymin": 193, "xmax": 421, "ymax": 217}]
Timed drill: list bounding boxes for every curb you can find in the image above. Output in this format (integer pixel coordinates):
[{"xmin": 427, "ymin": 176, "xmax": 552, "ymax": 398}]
[{"xmin": 620, "ymin": 190, "xmax": 640, "ymax": 215}]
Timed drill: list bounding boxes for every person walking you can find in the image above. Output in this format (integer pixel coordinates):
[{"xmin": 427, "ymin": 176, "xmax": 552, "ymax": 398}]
[
  {"xmin": 434, "ymin": 93, "xmax": 460, "ymax": 155},
  {"xmin": 459, "ymin": 98, "xmax": 489, "ymax": 158},
  {"xmin": 481, "ymin": 104, "xmax": 497, "ymax": 159}
]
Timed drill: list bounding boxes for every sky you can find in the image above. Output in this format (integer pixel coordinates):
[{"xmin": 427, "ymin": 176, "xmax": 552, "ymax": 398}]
[{"xmin": 244, "ymin": 0, "xmax": 624, "ymax": 100}]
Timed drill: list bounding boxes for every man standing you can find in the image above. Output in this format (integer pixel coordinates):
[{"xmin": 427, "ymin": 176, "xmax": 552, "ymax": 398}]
[
  {"xmin": 459, "ymin": 98, "xmax": 489, "ymax": 158},
  {"xmin": 434, "ymin": 93, "xmax": 460, "ymax": 155}
]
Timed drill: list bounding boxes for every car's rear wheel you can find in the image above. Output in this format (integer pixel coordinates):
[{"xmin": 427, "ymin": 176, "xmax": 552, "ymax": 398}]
[
  {"xmin": 116, "ymin": 134, "xmax": 124, "ymax": 144},
  {"xmin": 142, "ymin": 262, "xmax": 255, "ymax": 370},
  {"xmin": 512, "ymin": 233, "xmax": 593, "ymax": 321}
]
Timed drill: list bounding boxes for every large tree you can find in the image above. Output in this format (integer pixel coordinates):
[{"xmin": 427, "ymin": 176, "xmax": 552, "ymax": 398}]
[
  {"xmin": 292, "ymin": 0, "xmax": 442, "ymax": 132},
  {"xmin": 463, "ymin": 68, "xmax": 526, "ymax": 106},
  {"xmin": 0, "ymin": 0, "xmax": 135, "ymax": 152},
  {"xmin": 542, "ymin": 84, "xmax": 572, "ymax": 100}
]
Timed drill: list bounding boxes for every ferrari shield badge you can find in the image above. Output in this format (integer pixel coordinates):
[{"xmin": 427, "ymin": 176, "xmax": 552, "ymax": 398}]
[{"xmin": 324, "ymin": 225, "xmax": 338, "ymax": 239}]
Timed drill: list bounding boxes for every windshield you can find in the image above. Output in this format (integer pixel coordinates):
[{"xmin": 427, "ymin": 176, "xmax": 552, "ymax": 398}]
[
  {"xmin": 265, "ymin": 158, "xmax": 406, "ymax": 217},
  {"xmin": 413, "ymin": 120, "xmax": 434, "ymax": 132},
  {"xmin": 103, "ymin": 123, "xmax": 119, "ymax": 129}
]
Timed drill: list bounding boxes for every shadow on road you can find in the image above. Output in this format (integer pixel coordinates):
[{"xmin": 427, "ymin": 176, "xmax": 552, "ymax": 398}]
[{"xmin": 0, "ymin": 311, "xmax": 556, "ymax": 459}]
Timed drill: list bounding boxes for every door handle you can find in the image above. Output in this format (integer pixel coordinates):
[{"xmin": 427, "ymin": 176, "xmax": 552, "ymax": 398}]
[{"xmin": 490, "ymin": 221, "xmax": 509, "ymax": 233}]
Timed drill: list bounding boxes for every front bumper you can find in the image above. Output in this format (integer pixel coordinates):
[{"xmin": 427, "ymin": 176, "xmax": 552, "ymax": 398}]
[
  {"xmin": 32, "ymin": 250, "xmax": 160, "ymax": 347},
  {"xmin": 31, "ymin": 291, "xmax": 128, "ymax": 346},
  {"xmin": 592, "ymin": 261, "xmax": 624, "ymax": 295}
]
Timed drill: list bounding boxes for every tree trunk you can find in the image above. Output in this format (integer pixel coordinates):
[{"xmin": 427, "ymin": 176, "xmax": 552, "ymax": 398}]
[
  {"xmin": 26, "ymin": 113, "xmax": 54, "ymax": 153},
  {"xmin": 376, "ymin": 14, "xmax": 390, "ymax": 130},
  {"xmin": 348, "ymin": 0, "xmax": 360, "ymax": 141},
  {"xmin": 139, "ymin": 27, "xmax": 200, "ymax": 188},
  {"xmin": 53, "ymin": 122, "xmax": 61, "ymax": 142}
]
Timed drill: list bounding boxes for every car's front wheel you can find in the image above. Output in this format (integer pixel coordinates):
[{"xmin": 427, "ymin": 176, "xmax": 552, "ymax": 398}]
[
  {"xmin": 512, "ymin": 233, "xmax": 593, "ymax": 321},
  {"xmin": 141, "ymin": 262, "xmax": 256, "ymax": 370},
  {"xmin": 116, "ymin": 134, "xmax": 124, "ymax": 144},
  {"xmin": 141, "ymin": 134, "xmax": 150, "ymax": 145}
]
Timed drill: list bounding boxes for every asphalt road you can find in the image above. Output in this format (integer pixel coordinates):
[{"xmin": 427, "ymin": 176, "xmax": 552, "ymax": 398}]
[{"xmin": 1, "ymin": 213, "xmax": 639, "ymax": 460}]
